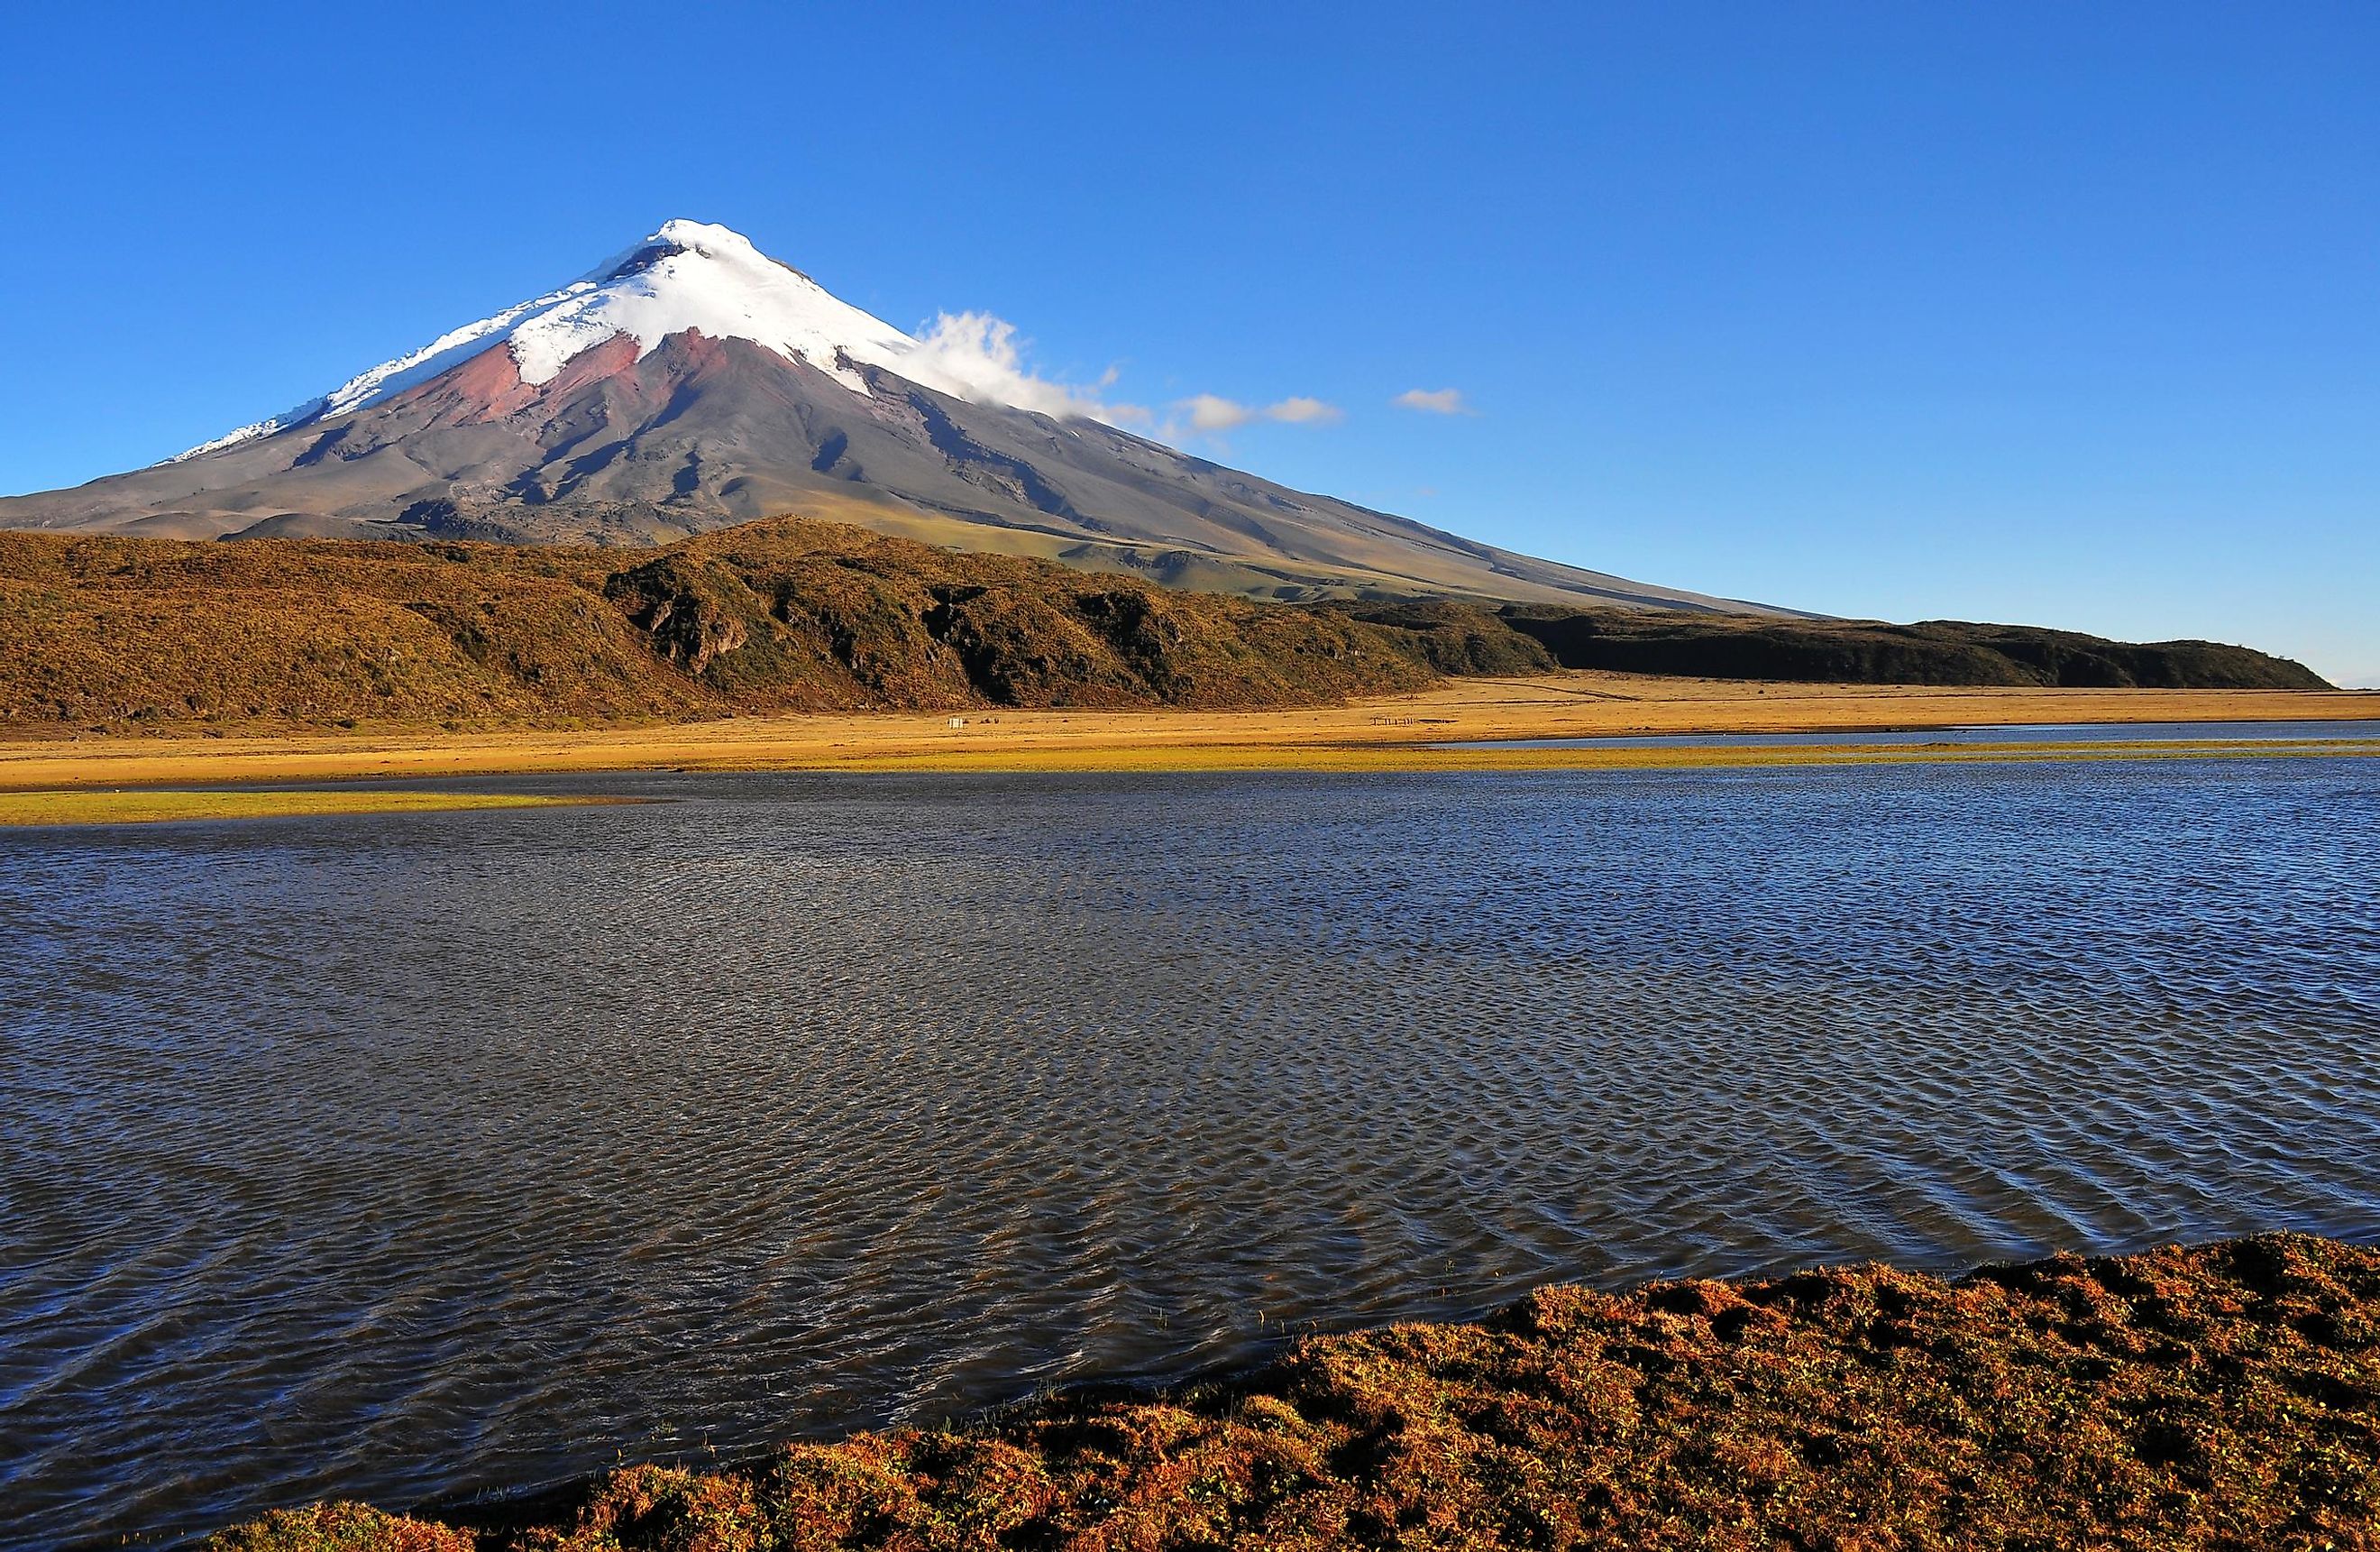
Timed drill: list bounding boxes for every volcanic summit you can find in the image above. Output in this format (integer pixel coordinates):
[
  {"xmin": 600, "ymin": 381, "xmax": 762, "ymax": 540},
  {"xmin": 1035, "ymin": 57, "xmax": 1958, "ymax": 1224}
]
[{"xmin": 0, "ymin": 221, "xmax": 1759, "ymax": 611}]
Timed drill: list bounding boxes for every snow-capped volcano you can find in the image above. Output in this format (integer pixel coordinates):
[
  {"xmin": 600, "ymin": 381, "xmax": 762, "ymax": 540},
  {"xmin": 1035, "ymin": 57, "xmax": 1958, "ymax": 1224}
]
[
  {"xmin": 177, "ymin": 220, "xmax": 1057, "ymax": 462},
  {"xmin": 0, "ymin": 222, "xmax": 1776, "ymax": 614}
]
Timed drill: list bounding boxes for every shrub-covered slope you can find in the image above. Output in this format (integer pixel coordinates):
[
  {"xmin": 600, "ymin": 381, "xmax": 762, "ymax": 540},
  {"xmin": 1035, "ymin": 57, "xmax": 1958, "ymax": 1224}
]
[
  {"xmin": 0, "ymin": 518, "xmax": 2327, "ymax": 734},
  {"xmin": 210, "ymin": 1234, "xmax": 2380, "ymax": 1550},
  {"xmin": 1481, "ymin": 606, "xmax": 2330, "ymax": 690},
  {"xmin": 0, "ymin": 520, "xmax": 1451, "ymax": 730}
]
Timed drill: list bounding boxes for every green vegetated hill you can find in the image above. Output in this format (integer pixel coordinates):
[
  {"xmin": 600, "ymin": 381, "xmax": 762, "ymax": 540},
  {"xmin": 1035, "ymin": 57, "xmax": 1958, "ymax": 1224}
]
[{"xmin": 0, "ymin": 519, "xmax": 2326, "ymax": 732}]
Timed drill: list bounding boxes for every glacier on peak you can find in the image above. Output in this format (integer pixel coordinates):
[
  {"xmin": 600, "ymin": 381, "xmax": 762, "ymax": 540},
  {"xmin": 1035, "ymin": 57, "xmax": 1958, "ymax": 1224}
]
[{"xmin": 169, "ymin": 220, "xmax": 1103, "ymax": 463}]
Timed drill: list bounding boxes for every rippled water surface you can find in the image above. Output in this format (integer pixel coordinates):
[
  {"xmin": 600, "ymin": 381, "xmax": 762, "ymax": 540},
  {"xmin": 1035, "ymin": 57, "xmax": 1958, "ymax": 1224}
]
[{"xmin": 5, "ymin": 761, "xmax": 2378, "ymax": 1547}]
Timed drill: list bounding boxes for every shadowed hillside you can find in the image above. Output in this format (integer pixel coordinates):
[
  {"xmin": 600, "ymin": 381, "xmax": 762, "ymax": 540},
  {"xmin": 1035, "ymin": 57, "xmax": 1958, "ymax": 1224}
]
[
  {"xmin": 0, "ymin": 519, "xmax": 2326, "ymax": 735},
  {"xmin": 1476, "ymin": 606, "xmax": 2331, "ymax": 691}
]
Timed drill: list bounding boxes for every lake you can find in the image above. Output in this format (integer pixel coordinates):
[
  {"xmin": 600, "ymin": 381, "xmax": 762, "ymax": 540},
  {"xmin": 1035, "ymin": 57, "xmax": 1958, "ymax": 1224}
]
[{"xmin": 4, "ymin": 757, "xmax": 2377, "ymax": 1547}]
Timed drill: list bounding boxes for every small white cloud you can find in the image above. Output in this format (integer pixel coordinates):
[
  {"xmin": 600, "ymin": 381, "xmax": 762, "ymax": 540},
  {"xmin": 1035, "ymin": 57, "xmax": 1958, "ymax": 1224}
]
[
  {"xmin": 1393, "ymin": 387, "xmax": 1471, "ymax": 416},
  {"xmin": 1183, "ymin": 393, "xmax": 1258, "ymax": 432},
  {"xmin": 1171, "ymin": 393, "xmax": 1343, "ymax": 436},
  {"xmin": 1266, "ymin": 396, "xmax": 1344, "ymax": 425},
  {"xmin": 889, "ymin": 311, "xmax": 1341, "ymax": 446}
]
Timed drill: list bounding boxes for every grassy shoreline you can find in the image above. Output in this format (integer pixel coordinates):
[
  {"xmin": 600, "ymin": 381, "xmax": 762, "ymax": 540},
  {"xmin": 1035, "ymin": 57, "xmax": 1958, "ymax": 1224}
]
[
  {"xmin": 209, "ymin": 1233, "xmax": 2380, "ymax": 1551},
  {"xmin": 792, "ymin": 736, "xmax": 2380, "ymax": 774},
  {"xmin": 0, "ymin": 788, "xmax": 596, "ymax": 828},
  {"xmin": 4, "ymin": 673, "xmax": 2376, "ymax": 796},
  {"xmin": 5, "ymin": 738, "xmax": 2373, "ymax": 828}
]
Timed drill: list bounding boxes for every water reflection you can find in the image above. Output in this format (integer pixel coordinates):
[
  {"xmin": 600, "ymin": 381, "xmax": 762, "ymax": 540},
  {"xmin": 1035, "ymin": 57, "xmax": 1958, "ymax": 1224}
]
[{"xmin": 2, "ymin": 760, "xmax": 2375, "ymax": 1547}]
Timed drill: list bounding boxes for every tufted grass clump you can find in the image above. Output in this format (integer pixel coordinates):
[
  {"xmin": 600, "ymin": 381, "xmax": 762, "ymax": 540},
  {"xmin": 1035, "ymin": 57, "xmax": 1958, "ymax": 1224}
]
[{"xmin": 206, "ymin": 1234, "xmax": 2380, "ymax": 1550}]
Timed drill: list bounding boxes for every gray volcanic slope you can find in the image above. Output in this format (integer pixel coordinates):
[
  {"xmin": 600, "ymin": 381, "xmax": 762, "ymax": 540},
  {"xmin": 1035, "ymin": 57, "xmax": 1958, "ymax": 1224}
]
[{"xmin": 0, "ymin": 324, "xmax": 1770, "ymax": 611}]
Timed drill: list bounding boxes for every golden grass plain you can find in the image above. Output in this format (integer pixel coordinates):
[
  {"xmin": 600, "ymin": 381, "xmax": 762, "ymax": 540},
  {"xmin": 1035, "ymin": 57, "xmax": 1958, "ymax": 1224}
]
[
  {"xmin": 1, "ymin": 672, "xmax": 2374, "ymax": 797},
  {"xmin": 0, "ymin": 788, "xmax": 595, "ymax": 829}
]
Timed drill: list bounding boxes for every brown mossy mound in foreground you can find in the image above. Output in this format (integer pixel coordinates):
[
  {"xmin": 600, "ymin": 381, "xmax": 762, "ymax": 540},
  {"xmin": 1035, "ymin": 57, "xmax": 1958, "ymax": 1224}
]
[{"xmin": 210, "ymin": 1234, "xmax": 2378, "ymax": 1551}]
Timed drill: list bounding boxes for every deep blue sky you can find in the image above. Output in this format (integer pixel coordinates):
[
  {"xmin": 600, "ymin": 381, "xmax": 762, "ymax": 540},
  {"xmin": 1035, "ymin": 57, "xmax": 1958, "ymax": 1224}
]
[{"xmin": 5, "ymin": 4, "xmax": 2374, "ymax": 683}]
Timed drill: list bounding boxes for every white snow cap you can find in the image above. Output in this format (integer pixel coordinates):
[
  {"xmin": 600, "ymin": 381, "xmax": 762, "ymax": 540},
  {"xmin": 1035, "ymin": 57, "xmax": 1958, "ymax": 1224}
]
[{"xmin": 173, "ymin": 220, "xmax": 1098, "ymax": 461}]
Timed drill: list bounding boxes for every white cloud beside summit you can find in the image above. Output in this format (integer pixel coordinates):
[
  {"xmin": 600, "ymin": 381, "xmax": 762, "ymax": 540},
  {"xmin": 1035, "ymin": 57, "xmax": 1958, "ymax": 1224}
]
[{"xmin": 906, "ymin": 312, "xmax": 1119, "ymax": 421}]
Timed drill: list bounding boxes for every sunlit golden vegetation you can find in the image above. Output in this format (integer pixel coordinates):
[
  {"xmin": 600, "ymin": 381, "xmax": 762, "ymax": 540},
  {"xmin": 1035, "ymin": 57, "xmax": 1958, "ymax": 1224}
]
[
  {"xmin": 0, "ymin": 788, "xmax": 584, "ymax": 828},
  {"xmin": 5, "ymin": 671, "xmax": 2375, "ymax": 796}
]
